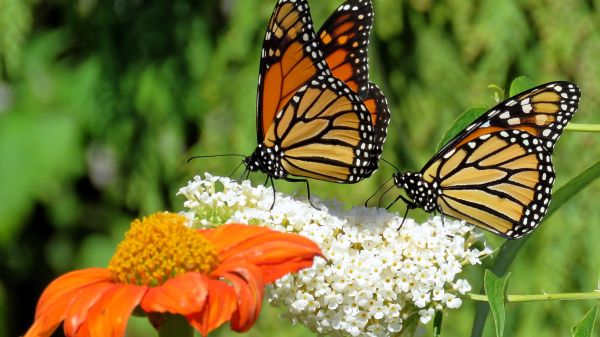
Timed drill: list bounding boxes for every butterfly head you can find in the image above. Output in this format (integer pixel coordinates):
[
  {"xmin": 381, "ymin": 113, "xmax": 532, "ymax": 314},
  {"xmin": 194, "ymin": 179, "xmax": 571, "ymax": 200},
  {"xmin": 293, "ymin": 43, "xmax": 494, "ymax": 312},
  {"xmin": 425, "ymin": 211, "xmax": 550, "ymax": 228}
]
[
  {"xmin": 244, "ymin": 144, "xmax": 286, "ymax": 178},
  {"xmin": 393, "ymin": 172, "xmax": 439, "ymax": 212}
]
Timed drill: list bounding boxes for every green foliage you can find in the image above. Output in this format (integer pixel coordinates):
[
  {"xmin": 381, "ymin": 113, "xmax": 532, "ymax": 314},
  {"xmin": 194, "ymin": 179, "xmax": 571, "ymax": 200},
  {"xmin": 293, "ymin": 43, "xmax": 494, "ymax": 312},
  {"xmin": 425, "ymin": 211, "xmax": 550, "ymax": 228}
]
[
  {"xmin": 572, "ymin": 305, "xmax": 599, "ymax": 337},
  {"xmin": 0, "ymin": 0, "xmax": 32, "ymax": 76},
  {"xmin": 436, "ymin": 107, "xmax": 487, "ymax": 151},
  {"xmin": 1, "ymin": 0, "xmax": 600, "ymax": 337},
  {"xmin": 484, "ymin": 271, "xmax": 510, "ymax": 337},
  {"xmin": 508, "ymin": 76, "xmax": 535, "ymax": 97},
  {"xmin": 433, "ymin": 311, "xmax": 443, "ymax": 337}
]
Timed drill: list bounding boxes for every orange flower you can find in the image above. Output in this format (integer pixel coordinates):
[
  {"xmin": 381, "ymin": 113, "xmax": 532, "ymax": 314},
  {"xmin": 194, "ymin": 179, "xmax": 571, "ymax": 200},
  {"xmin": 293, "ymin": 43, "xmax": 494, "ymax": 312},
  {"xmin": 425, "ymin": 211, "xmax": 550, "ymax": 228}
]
[{"xmin": 25, "ymin": 212, "xmax": 322, "ymax": 337}]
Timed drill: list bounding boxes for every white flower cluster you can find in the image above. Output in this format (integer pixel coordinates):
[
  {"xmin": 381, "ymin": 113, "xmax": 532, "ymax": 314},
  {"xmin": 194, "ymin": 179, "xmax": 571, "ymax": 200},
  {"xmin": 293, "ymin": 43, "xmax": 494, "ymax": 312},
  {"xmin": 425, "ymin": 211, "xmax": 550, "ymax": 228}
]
[{"xmin": 178, "ymin": 174, "xmax": 492, "ymax": 337}]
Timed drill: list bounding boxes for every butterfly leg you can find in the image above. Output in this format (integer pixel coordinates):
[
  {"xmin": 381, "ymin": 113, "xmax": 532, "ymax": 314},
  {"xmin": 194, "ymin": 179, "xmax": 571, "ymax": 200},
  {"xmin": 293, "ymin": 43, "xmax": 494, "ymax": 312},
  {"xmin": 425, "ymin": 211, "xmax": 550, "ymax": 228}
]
[
  {"xmin": 399, "ymin": 206, "xmax": 412, "ymax": 229},
  {"xmin": 285, "ymin": 177, "xmax": 319, "ymax": 209},
  {"xmin": 269, "ymin": 176, "xmax": 277, "ymax": 211},
  {"xmin": 437, "ymin": 207, "xmax": 446, "ymax": 225},
  {"xmin": 386, "ymin": 194, "xmax": 416, "ymax": 211}
]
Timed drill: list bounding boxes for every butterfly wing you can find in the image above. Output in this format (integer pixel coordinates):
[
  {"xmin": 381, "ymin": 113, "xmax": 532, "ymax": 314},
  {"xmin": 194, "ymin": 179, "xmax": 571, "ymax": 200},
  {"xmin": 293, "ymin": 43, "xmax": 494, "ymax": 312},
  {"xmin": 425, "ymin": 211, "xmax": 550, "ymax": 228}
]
[
  {"xmin": 421, "ymin": 130, "xmax": 554, "ymax": 239},
  {"xmin": 262, "ymin": 75, "xmax": 377, "ymax": 183},
  {"xmin": 257, "ymin": 0, "xmax": 330, "ymax": 142},
  {"xmin": 317, "ymin": 0, "xmax": 373, "ymax": 98},
  {"xmin": 417, "ymin": 81, "xmax": 580, "ymax": 239},
  {"xmin": 433, "ymin": 81, "xmax": 580, "ymax": 164},
  {"xmin": 361, "ymin": 82, "xmax": 390, "ymax": 174}
]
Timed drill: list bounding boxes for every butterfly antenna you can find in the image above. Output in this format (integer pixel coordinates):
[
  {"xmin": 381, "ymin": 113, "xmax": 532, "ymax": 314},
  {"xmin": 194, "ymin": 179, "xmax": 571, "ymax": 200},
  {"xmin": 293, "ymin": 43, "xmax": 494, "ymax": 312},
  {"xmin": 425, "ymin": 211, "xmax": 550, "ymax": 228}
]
[
  {"xmin": 228, "ymin": 161, "xmax": 245, "ymax": 179},
  {"xmin": 378, "ymin": 184, "xmax": 395, "ymax": 208},
  {"xmin": 365, "ymin": 176, "xmax": 393, "ymax": 207},
  {"xmin": 187, "ymin": 153, "xmax": 247, "ymax": 163},
  {"xmin": 380, "ymin": 157, "xmax": 401, "ymax": 172},
  {"xmin": 236, "ymin": 167, "xmax": 250, "ymax": 183}
]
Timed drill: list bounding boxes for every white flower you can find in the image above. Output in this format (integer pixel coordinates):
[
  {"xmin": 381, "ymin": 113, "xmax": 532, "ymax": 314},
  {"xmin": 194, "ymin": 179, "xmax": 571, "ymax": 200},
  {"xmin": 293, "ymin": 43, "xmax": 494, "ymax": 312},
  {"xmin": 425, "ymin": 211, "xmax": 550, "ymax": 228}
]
[
  {"xmin": 453, "ymin": 279, "xmax": 472, "ymax": 294},
  {"xmin": 179, "ymin": 174, "xmax": 493, "ymax": 337},
  {"xmin": 418, "ymin": 308, "xmax": 436, "ymax": 324}
]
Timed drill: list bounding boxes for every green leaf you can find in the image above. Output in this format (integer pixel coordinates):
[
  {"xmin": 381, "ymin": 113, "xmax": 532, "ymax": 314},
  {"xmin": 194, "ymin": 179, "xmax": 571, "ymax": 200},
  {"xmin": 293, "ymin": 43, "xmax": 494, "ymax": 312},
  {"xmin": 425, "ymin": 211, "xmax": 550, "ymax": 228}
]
[
  {"xmin": 436, "ymin": 107, "xmax": 487, "ymax": 151},
  {"xmin": 509, "ymin": 76, "xmax": 535, "ymax": 97},
  {"xmin": 433, "ymin": 310, "xmax": 443, "ymax": 337},
  {"xmin": 572, "ymin": 304, "xmax": 599, "ymax": 337},
  {"xmin": 471, "ymin": 159, "xmax": 600, "ymax": 337},
  {"xmin": 0, "ymin": 113, "xmax": 82, "ymax": 245},
  {"xmin": 484, "ymin": 270, "xmax": 510, "ymax": 337}
]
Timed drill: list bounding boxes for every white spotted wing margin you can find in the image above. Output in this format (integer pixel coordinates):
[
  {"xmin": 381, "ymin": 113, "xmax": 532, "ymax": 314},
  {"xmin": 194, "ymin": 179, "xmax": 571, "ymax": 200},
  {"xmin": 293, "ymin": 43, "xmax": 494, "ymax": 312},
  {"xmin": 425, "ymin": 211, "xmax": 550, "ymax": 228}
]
[
  {"xmin": 317, "ymin": 0, "xmax": 374, "ymax": 99},
  {"xmin": 263, "ymin": 75, "xmax": 380, "ymax": 183},
  {"xmin": 363, "ymin": 82, "xmax": 391, "ymax": 176},
  {"xmin": 431, "ymin": 81, "xmax": 580, "ymax": 166}
]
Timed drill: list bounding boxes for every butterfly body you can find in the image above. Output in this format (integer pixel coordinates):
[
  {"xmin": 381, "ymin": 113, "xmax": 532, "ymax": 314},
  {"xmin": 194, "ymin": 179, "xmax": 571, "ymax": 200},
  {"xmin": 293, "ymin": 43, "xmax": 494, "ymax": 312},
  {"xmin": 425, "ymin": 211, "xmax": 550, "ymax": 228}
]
[
  {"xmin": 244, "ymin": 144, "xmax": 286, "ymax": 179},
  {"xmin": 393, "ymin": 172, "xmax": 439, "ymax": 212},
  {"xmin": 392, "ymin": 81, "xmax": 579, "ymax": 239}
]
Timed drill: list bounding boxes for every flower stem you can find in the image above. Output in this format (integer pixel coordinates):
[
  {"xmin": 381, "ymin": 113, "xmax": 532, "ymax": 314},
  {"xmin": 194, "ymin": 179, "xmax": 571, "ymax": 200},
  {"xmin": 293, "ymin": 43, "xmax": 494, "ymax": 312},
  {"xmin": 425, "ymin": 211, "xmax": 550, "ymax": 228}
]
[
  {"xmin": 462, "ymin": 291, "xmax": 600, "ymax": 303},
  {"xmin": 157, "ymin": 314, "xmax": 194, "ymax": 337},
  {"xmin": 565, "ymin": 123, "xmax": 600, "ymax": 133}
]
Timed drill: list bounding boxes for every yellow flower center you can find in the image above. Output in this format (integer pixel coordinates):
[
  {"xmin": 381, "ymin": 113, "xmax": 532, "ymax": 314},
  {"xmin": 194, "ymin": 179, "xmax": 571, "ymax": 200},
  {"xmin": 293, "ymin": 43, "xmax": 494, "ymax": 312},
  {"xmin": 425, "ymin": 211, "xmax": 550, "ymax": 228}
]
[{"xmin": 108, "ymin": 212, "xmax": 219, "ymax": 286}]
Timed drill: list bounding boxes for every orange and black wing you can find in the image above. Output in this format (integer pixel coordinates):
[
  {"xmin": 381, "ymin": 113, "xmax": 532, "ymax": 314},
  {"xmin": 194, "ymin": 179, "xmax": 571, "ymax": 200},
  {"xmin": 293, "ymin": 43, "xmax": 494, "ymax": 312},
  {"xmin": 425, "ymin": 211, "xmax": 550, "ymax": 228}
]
[
  {"xmin": 433, "ymin": 81, "xmax": 580, "ymax": 164},
  {"xmin": 361, "ymin": 82, "xmax": 390, "ymax": 174},
  {"xmin": 261, "ymin": 75, "xmax": 377, "ymax": 183},
  {"xmin": 257, "ymin": 0, "xmax": 330, "ymax": 142},
  {"xmin": 421, "ymin": 130, "xmax": 554, "ymax": 239},
  {"xmin": 317, "ymin": 0, "xmax": 373, "ymax": 99},
  {"xmin": 416, "ymin": 81, "xmax": 580, "ymax": 239}
]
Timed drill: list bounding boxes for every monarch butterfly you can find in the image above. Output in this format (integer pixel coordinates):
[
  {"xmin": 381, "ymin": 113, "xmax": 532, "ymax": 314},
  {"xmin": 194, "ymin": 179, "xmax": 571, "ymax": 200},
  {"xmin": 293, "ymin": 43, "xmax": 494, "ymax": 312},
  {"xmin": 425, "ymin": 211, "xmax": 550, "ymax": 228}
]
[
  {"xmin": 390, "ymin": 81, "xmax": 580, "ymax": 239},
  {"xmin": 244, "ymin": 0, "xmax": 390, "ymax": 199}
]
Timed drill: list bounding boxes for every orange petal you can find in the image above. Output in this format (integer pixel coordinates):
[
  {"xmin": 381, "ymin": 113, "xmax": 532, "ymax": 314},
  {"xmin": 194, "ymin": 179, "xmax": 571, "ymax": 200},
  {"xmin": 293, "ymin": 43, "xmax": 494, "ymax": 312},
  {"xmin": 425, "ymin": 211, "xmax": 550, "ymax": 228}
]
[
  {"xmin": 202, "ymin": 224, "xmax": 322, "ymax": 283},
  {"xmin": 25, "ymin": 280, "xmax": 115, "ymax": 337},
  {"xmin": 36, "ymin": 268, "xmax": 114, "ymax": 319},
  {"xmin": 25, "ymin": 294, "xmax": 78, "ymax": 337},
  {"xmin": 74, "ymin": 321, "xmax": 91, "ymax": 337},
  {"xmin": 187, "ymin": 279, "xmax": 237, "ymax": 337},
  {"xmin": 198, "ymin": 224, "xmax": 274, "ymax": 254},
  {"xmin": 140, "ymin": 272, "xmax": 208, "ymax": 316},
  {"xmin": 213, "ymin": 263, "xmax": 265, "ymax": 332},
  {"xmin": 63, "ymin": 282, "xmax": 116, "ymax": 336},
  {"xmin": 24, "ymin": 316, "xmax": 63, "ymax": 337},
  {"xmin": 85, "ymin": 284, "xmax": 147, "ymax": 337}
]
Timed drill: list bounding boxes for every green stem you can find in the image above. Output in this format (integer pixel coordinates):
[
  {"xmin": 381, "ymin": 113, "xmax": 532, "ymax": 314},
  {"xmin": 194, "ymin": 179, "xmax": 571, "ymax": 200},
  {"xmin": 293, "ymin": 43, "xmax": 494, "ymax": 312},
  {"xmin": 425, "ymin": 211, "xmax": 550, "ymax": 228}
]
[
  {"xmin": 565, "ymin": 123, "xmax": 600, "ymax": 132},
  {"xmin": 158, "ymin": 314, "xmax": 194, "ymax": 337},
  {"xmin": 462, "ymin": 291, "xmax": 600, "ymax": 303}
]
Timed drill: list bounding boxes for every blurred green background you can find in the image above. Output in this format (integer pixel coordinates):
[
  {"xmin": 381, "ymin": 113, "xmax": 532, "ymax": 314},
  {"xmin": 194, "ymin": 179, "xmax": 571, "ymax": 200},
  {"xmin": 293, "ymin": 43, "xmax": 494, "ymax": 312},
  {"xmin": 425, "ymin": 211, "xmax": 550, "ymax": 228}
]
[{"xmin": 1, "ymin": 0, "xmax": 599, "ymax": 336}]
